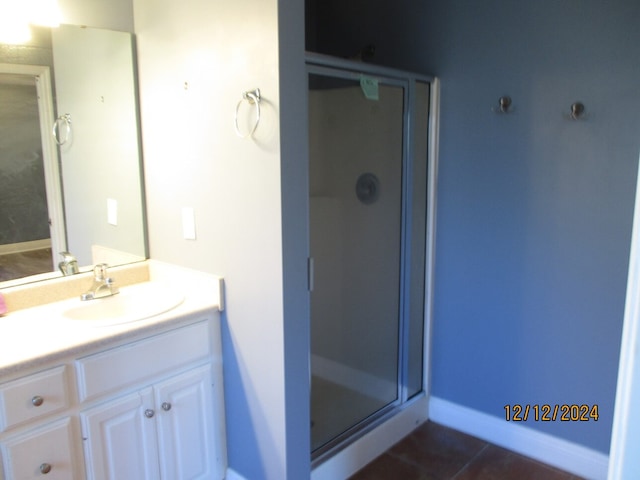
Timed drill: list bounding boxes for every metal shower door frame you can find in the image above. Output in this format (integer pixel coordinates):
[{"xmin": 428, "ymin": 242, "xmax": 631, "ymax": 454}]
[{"xmin": 306, "ymin": 52, "xmax": 440, "ymax": 464}]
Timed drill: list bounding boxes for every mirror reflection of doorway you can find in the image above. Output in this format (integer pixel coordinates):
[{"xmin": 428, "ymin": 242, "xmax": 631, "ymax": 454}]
[{"xmin": 0, "ymin": 65, "xmax": 65, "ymax": 282}]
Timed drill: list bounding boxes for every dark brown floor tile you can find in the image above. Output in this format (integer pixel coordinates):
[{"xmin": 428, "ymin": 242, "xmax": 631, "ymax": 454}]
[
  {"xmin": 349, "ymin": 453, "xmax": 438, "ymax": 480},
  {"xmin": 453, "ymin": 445, "xmax": 573, "ymax": 480},
  {"xmin": 388, "ymin": 421, "xmax": 487, "ymax": 478}
]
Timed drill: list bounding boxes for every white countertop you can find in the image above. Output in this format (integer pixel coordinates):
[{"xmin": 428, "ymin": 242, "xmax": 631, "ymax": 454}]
[{"xmin": 0, "ymin": 261, "xmax": 223, "ymax": 377}]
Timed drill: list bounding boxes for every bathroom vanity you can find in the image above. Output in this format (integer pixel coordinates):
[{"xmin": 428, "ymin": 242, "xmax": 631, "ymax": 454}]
[{"xmin": 0, "ymin": 261, "xmax": 227, "ymax": 479}]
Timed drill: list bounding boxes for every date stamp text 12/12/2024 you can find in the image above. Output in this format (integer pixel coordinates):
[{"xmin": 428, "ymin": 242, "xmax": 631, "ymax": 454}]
[{"xmin": 504, "ymin": 404, "xmax": 599, "ymax": 422}]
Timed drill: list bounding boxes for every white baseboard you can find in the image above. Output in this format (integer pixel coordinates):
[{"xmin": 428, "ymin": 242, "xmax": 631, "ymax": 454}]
[
  {"xmin": 0, "ymin": 239, "xmax": 51, "ymax": 255},
  {"xmin": 312, "ymin": 395, "xmax": 429, "ymax": 480},
  {"xmin": 225, "ymin": 468, "xmax": 248, "ymax": 480},
  {"xmin": 429, "ymin": 396, "xmax": 609, "ymax": 480}
]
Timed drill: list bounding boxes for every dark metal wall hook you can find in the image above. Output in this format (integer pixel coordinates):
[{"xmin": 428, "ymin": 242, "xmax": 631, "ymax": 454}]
[
  {"xmin": 568, "ymin": 102, "xmax": 587, "ymax": 120},
  {"xmin": 492, "ymin": 96, "xmax": 513, "ymax": 114}
]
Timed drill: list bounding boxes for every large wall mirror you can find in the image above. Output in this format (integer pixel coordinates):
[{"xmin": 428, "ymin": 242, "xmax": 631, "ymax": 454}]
[{"xmin": 0, "ymin": 24, "xmax": 147, "ymax": 286}]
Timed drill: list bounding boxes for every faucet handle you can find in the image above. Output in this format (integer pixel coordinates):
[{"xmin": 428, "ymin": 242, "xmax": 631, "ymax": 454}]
[
  {"xmin": 59, "ymin": 251, "xmax": 75, "ymax": 261},
  {"xmin": 93, "ymin": 263, "xmax": 109, "ymax": 281}
]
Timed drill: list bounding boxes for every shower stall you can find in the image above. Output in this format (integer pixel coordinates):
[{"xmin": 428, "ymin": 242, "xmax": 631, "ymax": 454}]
[{"xmin": 307, "ymin": 54, "xmax": 438, "ymax": 462}]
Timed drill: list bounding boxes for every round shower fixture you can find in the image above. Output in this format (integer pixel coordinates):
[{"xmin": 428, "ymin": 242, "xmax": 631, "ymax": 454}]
[{"xmin": 355, "ymin": 173, "xmax": 380, "ymax": 205}]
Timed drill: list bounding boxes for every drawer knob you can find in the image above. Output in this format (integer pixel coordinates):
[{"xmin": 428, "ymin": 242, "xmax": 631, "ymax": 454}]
[
  {"xmin": 40, "ymin": 463, "xmax": 52, "ymax": 474},
  {"xmin": 32, "ymin": 396, "xmax": 44, "ymax": 407},
  {"xmin": 161, "ymin": 402, "xmax": 172, "ymax": 411},
  {"xmin": 144, "ymin": 409, "xmax": 155, "ymax": 418}
]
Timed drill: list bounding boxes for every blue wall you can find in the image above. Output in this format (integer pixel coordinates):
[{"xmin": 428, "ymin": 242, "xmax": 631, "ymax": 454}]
[{"xmin": 308, "ymin": 0, "xmax": 640, "ymax": 453}]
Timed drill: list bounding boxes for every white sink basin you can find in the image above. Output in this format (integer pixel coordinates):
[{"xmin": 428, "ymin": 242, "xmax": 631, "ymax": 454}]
[{"xmin": 62, "ymin": 282, "xmax": 184, "ymax": 327}]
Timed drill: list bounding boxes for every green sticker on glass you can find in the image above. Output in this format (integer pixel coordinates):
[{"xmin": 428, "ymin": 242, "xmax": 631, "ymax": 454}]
[{"xmin": 360, "ymin": 75, "xmax": 379, "ymax": 100}]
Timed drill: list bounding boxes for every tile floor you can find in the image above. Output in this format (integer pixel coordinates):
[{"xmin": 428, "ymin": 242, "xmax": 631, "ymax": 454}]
[{"xmin": 348, "ymin": 421, "xmax": 584, "ymax": 479}]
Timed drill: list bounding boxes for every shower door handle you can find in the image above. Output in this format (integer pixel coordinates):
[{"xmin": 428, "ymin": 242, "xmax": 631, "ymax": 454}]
[{"xmin": 308, "ymin": 257, "xmax": 314, "ymax": 292}]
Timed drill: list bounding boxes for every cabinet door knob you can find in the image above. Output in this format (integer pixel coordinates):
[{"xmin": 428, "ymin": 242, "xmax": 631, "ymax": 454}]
[
  {"xmin": 40, "ymin": 463, "xmax": 52, "ymax": 474},
  {"xmin": 144, "ymin": 409, "xmax": 155, "ymax": 418},
  {"xmin": 161, "ymin": 402, "xmax": 172, "ymax": 411},
  {"xmin": 32, "ymin": 396, "xmax": 44, "ymax": 407}
]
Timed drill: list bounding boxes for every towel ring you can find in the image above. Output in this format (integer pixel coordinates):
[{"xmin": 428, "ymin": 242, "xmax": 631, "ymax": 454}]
[
  {"xmin": 53, "ymin": 113, "xmax": 72, "ymax": 145},
  {"xmin": 235, "ymin": 88, "xmax": 261, "ymax": 138}
]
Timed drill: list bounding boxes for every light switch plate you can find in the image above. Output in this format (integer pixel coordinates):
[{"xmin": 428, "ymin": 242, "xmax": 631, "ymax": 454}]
[
  {"xmin": 107, "ymin": 198, "xmax": 118, "ymax": 225},
  {"xmin": 182, "ymin": 207, "xmax": 196, "ymax": 240}
]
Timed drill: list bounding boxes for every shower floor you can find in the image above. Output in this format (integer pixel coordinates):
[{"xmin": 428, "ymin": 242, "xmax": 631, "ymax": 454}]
[{"xmin": 311, "ymin": 375, "xmax": 390, "ymax": 452}]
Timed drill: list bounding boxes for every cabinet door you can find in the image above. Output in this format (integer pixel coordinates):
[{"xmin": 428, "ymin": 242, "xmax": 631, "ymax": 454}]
[
  {"xmin": 1, "ymin": 418, "xmax": 80, "ymax": 480},
  {"xmin": 81, "ymin": 389, "xmax": 160, "ymax": 480},
  {"xmin": 154, "ymin": 365, "xmax": 225, "ymax": 480}
]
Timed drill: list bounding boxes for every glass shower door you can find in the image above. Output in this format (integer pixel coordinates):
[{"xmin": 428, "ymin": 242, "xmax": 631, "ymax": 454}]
[{"xmin": 309, "ymin": 71, "xmax": 405, "ymax": 453}]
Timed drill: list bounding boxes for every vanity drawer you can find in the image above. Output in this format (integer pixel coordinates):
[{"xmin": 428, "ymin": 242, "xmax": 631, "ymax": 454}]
[
  {"xmin": 1, "ymin": 417, "xmax": 79, "ymax": 479},
  {"xmin": 76, "ymin": 319, "xmax": 213, "ymax": 402},
  {"xmin": 0, "ymin": 366, "xmax": 70, "ymax": 432}
]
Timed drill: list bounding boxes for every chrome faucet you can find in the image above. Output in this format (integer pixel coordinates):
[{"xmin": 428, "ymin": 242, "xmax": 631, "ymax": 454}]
[
  {"xmin": 58, "ymin": 251, "xmax": 79, "ymax": 276},
  {"xmin": 81, "ymin": 263, "xmax": 119, "ymax": 301}
]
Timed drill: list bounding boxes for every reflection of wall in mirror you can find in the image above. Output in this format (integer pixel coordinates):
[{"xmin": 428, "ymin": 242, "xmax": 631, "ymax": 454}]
[{"xmin": 52, "ymin": 25, "xmax": 146, "ymax": 267}]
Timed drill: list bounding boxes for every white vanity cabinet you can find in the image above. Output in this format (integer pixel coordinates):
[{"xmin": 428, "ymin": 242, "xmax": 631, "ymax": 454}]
[
  {"xmin": 81, "ymin": 365, "xmax": 223, "ymax": 480},
  {"xmin": 0, "ymin": 417, "xmax": 80, "ymax": 480},
  {"xmin": 78, "ymin": 318, "xmax": 226, "ymax": 480},
  {"xmin": 0, "ymin": 315, "xmax": 227, "ymax": 480},
  {"xmin": 82, "ymin": 388, "xmax": 159, "ymax": 480},
  {"xmin": 154, "ymin": 365, "xmax": 222, "ymax": 478},
  {"xmin": 0, "ymin": 365, "xmax": 83, "ymax": 479},
  {"xmin": 0, "ymin": 366, "xmax": 71, "ymax": 432}
]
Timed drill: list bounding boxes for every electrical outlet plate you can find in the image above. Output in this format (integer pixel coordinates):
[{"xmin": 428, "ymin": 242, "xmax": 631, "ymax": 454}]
[
  {"xmin": 107, "ymin": 198, "xmax": 118, "ymax": 226},
  {"xmin": 182, "ymin": 207, "xmax": 196, "ymax": 240}
]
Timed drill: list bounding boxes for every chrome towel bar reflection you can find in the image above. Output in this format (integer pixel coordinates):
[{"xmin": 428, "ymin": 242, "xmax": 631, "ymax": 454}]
[
  {"xmin": 53, "ymin": 113, "xmax": 72, "ymax": 145},
  {"xmin": 235, "ymin": 88, "xmax": 261, "ymax": 138}
]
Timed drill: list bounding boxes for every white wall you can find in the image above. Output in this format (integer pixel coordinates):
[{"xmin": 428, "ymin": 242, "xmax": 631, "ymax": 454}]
[
  {"xmin": 132, "ymin": 0, "xmax": 308, "ymax": 478},
  {"xmin": 59, "ymin": 0, "xmax": 309, "ymax": 477},
  {"xmin": 59, "ymin": 0, "xmax": 134, "ymax": 32}
]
